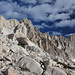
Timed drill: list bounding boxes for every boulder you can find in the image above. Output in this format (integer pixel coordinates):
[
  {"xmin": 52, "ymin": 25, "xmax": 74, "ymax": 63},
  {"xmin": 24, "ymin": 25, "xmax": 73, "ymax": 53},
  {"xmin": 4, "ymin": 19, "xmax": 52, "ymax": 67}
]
[
  {"xmin": 2, "ymin": 68, "xmax": 19, "ymax": 75},
  {"xmin": 44, "ymin": 66, "xmax": 67, "ymax": 75},
  {"xmin": 17, "ymin": 56, "xmax": 43, "ymax": 75},
  {"xmin": 0, "ymin": 44, "xmax": 9, "ymax": 56},
  {"xmin": 8, "ymin": 69, "xmax": 19, "ymax": 75},
  {"xmin": 10, "ymin": 44, "xmax": 29, "ymax": 55},
  {"xmin": 14, "ymin": 23, "xmax": 27, "ymax": 38}
]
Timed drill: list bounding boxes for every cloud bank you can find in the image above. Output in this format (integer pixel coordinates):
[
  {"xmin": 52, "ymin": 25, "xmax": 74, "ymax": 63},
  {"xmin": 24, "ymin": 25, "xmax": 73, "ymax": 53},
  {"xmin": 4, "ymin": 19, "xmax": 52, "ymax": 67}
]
[{"xmin": 0, "ymin": 0, "xmax": 75, "ymax": 35}]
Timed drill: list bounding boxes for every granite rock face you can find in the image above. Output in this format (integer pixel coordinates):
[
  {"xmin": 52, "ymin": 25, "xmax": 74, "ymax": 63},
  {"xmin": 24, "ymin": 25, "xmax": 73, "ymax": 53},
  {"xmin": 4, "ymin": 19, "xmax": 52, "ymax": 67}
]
[
  {"xmin": 0, "ymin": 16, "xmax": 75, "ymax": 75},
  {"xmin": 44, "ymin": 66, "xmax": 67, "ymax": 75}
]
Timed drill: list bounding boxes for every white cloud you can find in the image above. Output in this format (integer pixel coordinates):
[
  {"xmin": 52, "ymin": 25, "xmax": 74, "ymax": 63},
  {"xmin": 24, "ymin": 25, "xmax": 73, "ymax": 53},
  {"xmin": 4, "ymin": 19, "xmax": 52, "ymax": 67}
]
[
  {"xmin": 65, "ymin": 33, "xmax": 75, "ymax": 36},
  {"xmin": 42, "ymin": 23, "xmax": 50, "ymax": 28},
  {"xmin": 34, "ymin": 25, "xmax": 44, "ymax": 29},
  {"xmin": 34, "ymin": 23, "xmax": 50, "ymax": 29},
  {"xmin": 55, "ymin": 19, "xmax": 75, "ymax": 27},
  {"xmin": 0, "ymin": 0, "xmax": 75, "ymax": 28},
  {"xmin": 47, "ymin": 13, "xmax": 70, "ymax": 21},
  {"xmin": 51, "ymin": 31, "xmax": 62, "ymax": 35},
  {"xmin": 0, "ymin": 1, "xmax": 13, "ymax": 12},
  {"xmin": 0, "ymin": 1, "xmax": 27, "ymax": 19},
  {"xmin": 20, "ymin": 0, "xmax": 37, "ymax": 4},
  {"xmin": 37, "ymin": 0, "xmax": 52, "ymax": 4},
  {"xmin": 54, "ymin": 13, "xmax": 70, "ymax": 20},
  {"xmin": 54, "ymin": 0, "xmax": 75, "ymax": 11},
  {"xmin": 24, "ymin": 4, "xmax": 51, "ymax": 22},
  {"xmin": 22, "ymin": 0, "xmax": 75, "ymax": 23}
]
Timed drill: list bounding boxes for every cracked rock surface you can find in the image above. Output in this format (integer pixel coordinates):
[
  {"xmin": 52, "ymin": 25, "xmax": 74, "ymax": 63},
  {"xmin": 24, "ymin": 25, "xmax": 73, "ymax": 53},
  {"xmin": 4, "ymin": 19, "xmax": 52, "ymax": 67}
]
[{"xmin": 0, "ymin": 16, "xmax": 75, "ymax": 75}]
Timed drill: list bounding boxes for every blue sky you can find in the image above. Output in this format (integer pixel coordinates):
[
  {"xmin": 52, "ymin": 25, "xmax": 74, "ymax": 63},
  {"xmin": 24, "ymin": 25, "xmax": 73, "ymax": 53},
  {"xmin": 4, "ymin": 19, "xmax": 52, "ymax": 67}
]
[{"xmin": 0, "ymin": 0, "xmax": 75, "ymax": 36}]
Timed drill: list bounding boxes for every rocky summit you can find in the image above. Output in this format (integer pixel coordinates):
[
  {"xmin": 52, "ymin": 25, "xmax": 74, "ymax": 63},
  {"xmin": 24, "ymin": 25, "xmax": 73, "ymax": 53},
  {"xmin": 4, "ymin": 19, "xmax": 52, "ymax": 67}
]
[{"xmin": 0, "ymin": 15, "xmax": 75, "ymax": 75}]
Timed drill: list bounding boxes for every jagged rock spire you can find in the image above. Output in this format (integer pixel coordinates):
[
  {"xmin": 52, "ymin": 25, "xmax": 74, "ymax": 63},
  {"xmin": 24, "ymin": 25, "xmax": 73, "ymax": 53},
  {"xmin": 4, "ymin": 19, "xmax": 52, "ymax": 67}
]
[
  {"xmin": 0, "ymin": 15, "xmax": 6, "ymax": 21},
  {"xmin": 0, "ymin": 15, "xmax": 6, "ymax": 26}
]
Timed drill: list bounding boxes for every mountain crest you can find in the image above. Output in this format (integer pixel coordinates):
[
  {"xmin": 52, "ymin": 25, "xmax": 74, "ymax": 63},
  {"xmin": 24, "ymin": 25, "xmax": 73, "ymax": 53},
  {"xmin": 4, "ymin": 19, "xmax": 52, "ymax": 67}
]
[
  {"xmin": 0, "ymin": 16, "xmax": 75, "ymax": 75},
  {"xmin": 0, "ymin": 15, "xmax": 5, "ymax": 20}
]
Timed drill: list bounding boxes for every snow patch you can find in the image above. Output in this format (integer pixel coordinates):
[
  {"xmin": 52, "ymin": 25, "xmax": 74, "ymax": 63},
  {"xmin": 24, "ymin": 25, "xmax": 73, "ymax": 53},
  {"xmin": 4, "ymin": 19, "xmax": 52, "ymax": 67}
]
[
  {"xmin": 72, "ymin": 59, "xmax": 75, "ymax": 62},
  {"xmin": 58, "ymin": 44, "xmax": 62, "ymax": 49}
]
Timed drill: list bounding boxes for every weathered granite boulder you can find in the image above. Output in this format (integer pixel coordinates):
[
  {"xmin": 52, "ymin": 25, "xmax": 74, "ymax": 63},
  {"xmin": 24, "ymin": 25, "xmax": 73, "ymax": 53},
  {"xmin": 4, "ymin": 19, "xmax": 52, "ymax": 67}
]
[
  {"xmin": 44, "ymin": 66, "xmax": 67, "ymax": 75},
  {"xmin": 16, "ymin": 56, "xmax": 43, "ymax": 75},
  {"xmin": 7, "ymin": 68, "xmax": 19, "ymax": 75}
]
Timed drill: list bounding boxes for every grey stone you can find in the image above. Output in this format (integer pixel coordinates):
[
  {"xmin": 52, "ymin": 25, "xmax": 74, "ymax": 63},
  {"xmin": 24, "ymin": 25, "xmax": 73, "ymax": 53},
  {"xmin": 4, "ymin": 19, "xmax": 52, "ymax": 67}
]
[
  {"xmin": 17, "ymin": 56, "xmax": 43, "ymax": 75},
  {"xmin": 44, "ymin": 66, "xmax": 67, "ymax": 75}
]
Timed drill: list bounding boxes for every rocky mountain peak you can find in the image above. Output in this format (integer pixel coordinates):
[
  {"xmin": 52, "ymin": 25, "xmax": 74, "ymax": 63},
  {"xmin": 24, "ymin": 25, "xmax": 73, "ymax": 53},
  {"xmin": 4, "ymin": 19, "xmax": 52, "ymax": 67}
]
[
  {"xmin": 0, "ymin": 15, "xmax": 5, "ymax": 20},
  {"xmin": 0, "ymin": 15, "xmax": 6, "ymax": 26},
  {"xmin": 0, "ymin": 16, "xmax": 75, "ymax": 75}
]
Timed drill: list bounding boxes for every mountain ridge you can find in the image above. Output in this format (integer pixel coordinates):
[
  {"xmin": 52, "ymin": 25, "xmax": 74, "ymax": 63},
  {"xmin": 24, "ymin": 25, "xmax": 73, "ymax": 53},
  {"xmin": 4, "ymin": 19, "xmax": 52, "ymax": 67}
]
[{"xmin": 0, "ymin": 15, "xmax": 75, "ymax": 75}]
